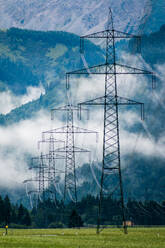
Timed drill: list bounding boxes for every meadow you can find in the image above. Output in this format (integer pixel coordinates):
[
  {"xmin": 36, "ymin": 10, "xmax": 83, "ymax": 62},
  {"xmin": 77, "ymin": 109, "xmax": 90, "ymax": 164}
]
[{"xmin": 0, "ymin": 227, "xmax": 164, "ymax": 248}]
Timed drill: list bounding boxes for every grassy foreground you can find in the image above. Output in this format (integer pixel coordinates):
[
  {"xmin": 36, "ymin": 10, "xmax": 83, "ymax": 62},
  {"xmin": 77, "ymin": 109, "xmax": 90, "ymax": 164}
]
[{"xmin": 0, "ymin": 227, "xmax": 164, "ymax": 248}]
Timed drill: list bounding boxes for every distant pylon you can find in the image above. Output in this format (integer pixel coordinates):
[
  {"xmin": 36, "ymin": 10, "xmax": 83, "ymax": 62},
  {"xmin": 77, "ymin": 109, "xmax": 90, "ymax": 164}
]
[
  {"xmin": 38, "ymin": 134, "xmax": 65, "ymax": 201},
  {"xmin": 24, "ymin": 152, "xmax": 65, "ymax": 202}
]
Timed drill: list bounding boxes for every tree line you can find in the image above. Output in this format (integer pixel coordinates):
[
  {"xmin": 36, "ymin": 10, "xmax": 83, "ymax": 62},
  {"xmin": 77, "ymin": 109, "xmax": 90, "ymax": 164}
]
[
  {"xmin": 0, "ymin": 194, "xmax": 165, "ymax": 228},
  {"xmin": 0, "ymin": 195, "xmax": 31, "ymax": 227}
]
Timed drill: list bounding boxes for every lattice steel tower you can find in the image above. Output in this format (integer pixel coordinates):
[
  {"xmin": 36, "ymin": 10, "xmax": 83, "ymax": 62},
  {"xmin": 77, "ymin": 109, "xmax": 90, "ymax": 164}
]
[
  {"xmin": 24, "ymin": 153, "xmax": 47, "ymax": 201},
  {"xmin": 42, "ymin": 103, "xmax": 98, "ymax": 205},
  {"xmin": 24, "ymin": 151, "xmax": 65, "ymax": 203},
  {"xmin": 38, "ymin": 135, "xmax": 65, "ymax": 201},
  {"xmin": 66, "ymin": 8, "xmax": 155, "ymax": 234}
]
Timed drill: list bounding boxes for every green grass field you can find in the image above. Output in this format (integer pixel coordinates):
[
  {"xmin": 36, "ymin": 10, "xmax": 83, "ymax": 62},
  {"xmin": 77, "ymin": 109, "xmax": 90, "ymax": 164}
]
[{"xmin": 0, "ymin": 227, "xmax": 164, "ymax": 248}]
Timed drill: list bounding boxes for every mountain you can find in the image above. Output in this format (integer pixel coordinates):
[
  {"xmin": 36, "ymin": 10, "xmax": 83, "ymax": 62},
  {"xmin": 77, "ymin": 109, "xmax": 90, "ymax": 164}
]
[
  {"xmin": 0, "ymin": 28, "xmax": 105, "ymax": 203},
  {"xmin": 1, "ymin": 24, "xmax": 165, "ymax": 126},
  {"xmin": 0, "ymin": 24, "xmax": 165, "ymax": 203},
  {"xmin": 129, "ymin": 23, "xmax": 165, "ymax": 66},
  {"xmin": 141, "ymin": 0, "xmax": 165, "ymax": 34},
  {"xmin": 0, "ymin": 0, "xmax": 163, "ymax": 35},
  {"xmin": 0, "ymin": 28, "xmax": 104, "ymax": 94},
  {"xmin": 0, "ymin": 28, "xmax": 104, "ymax": 123},
  {"xmin": 75, "ymin": 156, "xmax": 165, "ymax": 202},
  {"xmin": 129, "ymin": 23, "xmax": 165, "ymax": 138}
]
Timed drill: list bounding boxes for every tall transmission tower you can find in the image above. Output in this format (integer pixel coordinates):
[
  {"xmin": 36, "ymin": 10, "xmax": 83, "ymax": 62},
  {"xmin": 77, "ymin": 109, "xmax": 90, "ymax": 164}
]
[
  {"xmin": 66, "ymin": 8, "xmax": 155, "ymax": 234},
  {"xmin": 42, "ymin": 103, "xmax": 98, "ymax": 205}
]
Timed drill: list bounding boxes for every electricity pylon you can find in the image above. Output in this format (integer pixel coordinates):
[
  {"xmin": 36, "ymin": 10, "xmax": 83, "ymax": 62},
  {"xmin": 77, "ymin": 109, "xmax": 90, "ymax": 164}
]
[
  {"xmin": 42, "ymin": 103, "xmax": 98, "ymax": 205},
  {"xmin": 38, "ymin": 135, "xmax": 65, "ymax": 201},
  {"xmin": 66, "ymin": 8, "xmax": 155, "ymax": 234},
  {"xmin": 24, "ymin": 153, "xmax": 47, "ymax": 201},
  {"xmin": 24, "ymin": 152, "xmax": 65, "ymax": 202}
]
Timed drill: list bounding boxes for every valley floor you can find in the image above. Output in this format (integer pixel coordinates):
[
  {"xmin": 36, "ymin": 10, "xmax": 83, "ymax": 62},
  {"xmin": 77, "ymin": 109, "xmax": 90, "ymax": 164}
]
[{"xmin": 0, "ymin": 227, "xmax": 164, "ymax": 248}]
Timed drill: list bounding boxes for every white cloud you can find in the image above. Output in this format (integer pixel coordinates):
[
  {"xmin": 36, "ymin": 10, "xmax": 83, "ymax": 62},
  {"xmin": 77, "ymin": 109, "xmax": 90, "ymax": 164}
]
[
  {"xmin": 68, "ymin": 75, "xmax": 105, "ymax": 105},
  {"xmin": 65, "ymin": 52, "xmax": 165, "ymax": 164},
  {"xmin": 0, "ymin": 104, "xmax": 99, "ymax": 190},
  {"xmin": 0, "ymin": 109, "xmax": 58, "ymax": 188},
  {"xmin": 0, "ymin": 152, "xmax": 30, "ymax": 189},
  {"xmin": 120, "ymin": 128, "xmax": 165, "ymax": 159},
  {"xmin": 155, "ymin": 63, "xmax": 165, "ymax": 81},
  {"xmin": 0, "ymin": 84, "xmax": 45, "ymax": 114},
  {"xmin": 0, "ymin": 53, "xmax": 164, "ymax": 196}
]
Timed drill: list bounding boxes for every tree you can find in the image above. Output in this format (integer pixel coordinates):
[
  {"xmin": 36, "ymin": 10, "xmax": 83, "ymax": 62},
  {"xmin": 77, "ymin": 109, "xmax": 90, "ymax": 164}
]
[
  {"xmin": 68, "ymin": 210, "xmax": 83, "ymax": 228},
  {"xmin": 22, "ymin": 210, "xmax": 31, "ymax": 226},
  {"xmin": 18, "ymin": 204, "xmax": 25, "ymax": 224},
  {"xmin": 0, "ymin": 195, "xmax": 4, "ymax": 224},
  {"xmin": 10, "ymin": 207, "xmax": 17, "ymax": 224},
  {"xmin": 4, "ymin": 195, "xmax": 11, "ymax": 224}
]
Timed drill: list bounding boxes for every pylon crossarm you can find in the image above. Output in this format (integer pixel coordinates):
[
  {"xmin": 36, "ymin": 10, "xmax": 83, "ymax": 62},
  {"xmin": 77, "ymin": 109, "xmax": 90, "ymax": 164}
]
[
  {"xmin": 51, "ymin": 104, "xmax": 87, "ymax": 112},
  {"xmin": 24, "ymin": 178, "xmax": 53, "ymax": 182},
  {"xmin": 29, "ymin": 165, "xmax": 65, "ymax": 173},
  {"xmin": 38, "ymin": 138, "xmax": 64, "ymax": 147},
  {"xmin": 42, "ymin": 126, "xmax": 98, "ymax": 135},
  {"xmin": 51, "ymin": 104, "xmax": 88, "ymax": 121},
  {"xmin": 67, "ymin": 63, "xmax": 153, "ymax": 75},
  {"xmin": 42, "ymin": 126, "xmax": 68, "ymax": 139},
  {"xmin": 73, "ymin": 126, "xmax": 98, "ymax": 134},
  {"xmin": 113, "ymin": 30, "xmax": 140, "ymax": 39},
  {"xmin": 81, "ymin": 30, "xmax": 113, "ymax": 39},
  {"xmin": 31, "ymin": 153, "xmax": 65, "ymax": 160},
  {"xmin": 67, "ymin": 63, "xmax": 107, "ymax": 75},
  {"xmin": 78, "ymin": 95, "xmax": 143, "ymax": 105},
  {"xmin": 78, "ymin": 95, "xmax": 144, "ymax": 120},
  {"xmin": 116, "ymin": 96, "xmax": 143, "ymax": 105},
  {"xmin": 116, "ymin": 63, "xmax": 153, "ymax": 75},
  {"xmin": 53, "ymin": 146, "xmax": 90, "ymax": 153},
  {"xmin": 81, "ymin": 29, "xmax": 140, "ymax": 39},
  {"xmin": 44, "ymin": 153, "xmax": 65, "ymax": 159},
  {"xmin": 29, "ymin": 165, "xmax": 47, "ymax": 170},
  {"xmin": 41, "ymin": 138, "xmax": 64, "ymax": 143}
]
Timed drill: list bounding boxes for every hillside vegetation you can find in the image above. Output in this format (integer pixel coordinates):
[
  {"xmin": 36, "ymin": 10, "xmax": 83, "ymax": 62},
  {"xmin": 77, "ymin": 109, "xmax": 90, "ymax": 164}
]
[{"xmin": 0, "ymin": 28, "xmax": 104, "ymax": 124}]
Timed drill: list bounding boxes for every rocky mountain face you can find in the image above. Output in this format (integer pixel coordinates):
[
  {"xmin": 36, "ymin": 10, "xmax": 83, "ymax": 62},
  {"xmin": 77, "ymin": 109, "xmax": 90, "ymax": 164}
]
[{"xmin": 0, "ymin": 0, "xmax": 157, "ymax": 35}]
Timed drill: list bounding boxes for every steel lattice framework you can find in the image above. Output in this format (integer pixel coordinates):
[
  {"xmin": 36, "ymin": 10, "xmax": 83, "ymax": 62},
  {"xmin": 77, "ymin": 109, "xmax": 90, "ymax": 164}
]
[
  {"xmin": 42, "ymin": 103, "xmax": 98, "ymax": 205},
  {"xmin": 66, "ymin": 9, "xmax": 155, "ymax": 234},
  {"xmin": 38, "ymin": 135, "xmax": 65, "ymax": 200},
  {"xmin": 24, "ymin": 151, "xmax": 65, "ymax": 202},
  {"xmin": 24, "ymin": 153, "xmax": 47, "ymax": 201}
]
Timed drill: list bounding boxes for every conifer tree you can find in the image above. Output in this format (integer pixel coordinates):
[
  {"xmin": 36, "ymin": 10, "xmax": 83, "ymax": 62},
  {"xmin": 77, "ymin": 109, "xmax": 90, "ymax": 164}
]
[
  {"xmin": 4, "ymin": 195, "xmax": 11, "ymax": 225},
  {"xmin": 0, "ymin": 195, "xmax": 4, "ymax": 224}
]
